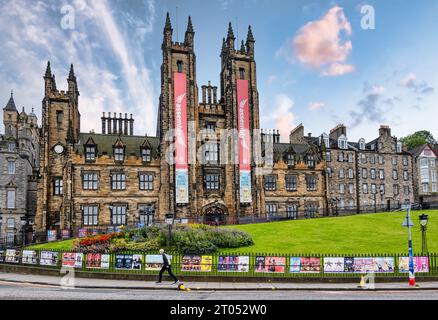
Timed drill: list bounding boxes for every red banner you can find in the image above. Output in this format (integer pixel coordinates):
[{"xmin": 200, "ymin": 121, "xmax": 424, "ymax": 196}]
[
  {"xmin": 174, "ymin": 72, "xmax": 188, "ymax": 170},
  {"xmin": 237, "ymin": 79, "xmax": 251, "ymax": 171}
]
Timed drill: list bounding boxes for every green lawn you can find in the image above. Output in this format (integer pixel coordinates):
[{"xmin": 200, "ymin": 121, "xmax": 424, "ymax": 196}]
[
  {"xmin": 221, "ymin": 210, "xmax": 438, "ymax": 254},
  {"xmin": 26, "ymin": 210, "xmax": 438, "ymax": 254},
  {"xmin": 26, "ymin": 239, "xmax": 75, "ymax": 251}
]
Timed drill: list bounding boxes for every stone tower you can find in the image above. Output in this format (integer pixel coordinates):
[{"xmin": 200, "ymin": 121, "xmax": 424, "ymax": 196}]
[{"xmin": 35, "ymin": 62, "xmax": 81, "ymax": 232}]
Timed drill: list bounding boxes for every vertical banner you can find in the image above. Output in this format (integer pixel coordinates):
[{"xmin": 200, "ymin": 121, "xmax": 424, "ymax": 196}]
[
  {"xmin": 174, "ymin": 72, "xmax": 189, "ymax": 204},
  {"xmin": 237, "ymin": 79, "xmax": 252, "ymax": 203}
]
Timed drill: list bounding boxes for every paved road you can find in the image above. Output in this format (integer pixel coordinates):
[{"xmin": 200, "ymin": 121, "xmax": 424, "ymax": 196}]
[{"xmin": 1, "ymin": 280, "xmax": 437, "ymax": 300}]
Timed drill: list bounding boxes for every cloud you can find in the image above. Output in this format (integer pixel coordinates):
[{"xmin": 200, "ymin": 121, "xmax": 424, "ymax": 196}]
[
  {"xmin": 0, "ymin": 0, "xmax": 157, "ymax": 135},
  {"xmin": 271, "ymin": 94, "xmax": 296, "ymax": 142},
  {"xmin": 308, "ymin": 102, "xmax": 325, "ymax": 111},
  {"xmin": 349, "ymin": 83, "xmax": 389, "ymax": 127},
  {"xmin": 283, "ymin": 6, "xmax": 354, "ymax": 76},
  {"xmin": 400, "ymin": 72, "xmax": 434, "ymax": 96}
]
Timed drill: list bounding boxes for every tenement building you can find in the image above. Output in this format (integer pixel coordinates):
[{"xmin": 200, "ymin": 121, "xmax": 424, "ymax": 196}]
[
  {"xmin": 34, "ymin": 14, "xmax": 416, "ymax": 235},
  {"xmin": 1, "ymin": 92, "xmax": 39, "ymax": 239},
  {"xmin": 410, "ymin": 144, "xmax": 438, "ymax": 205}
]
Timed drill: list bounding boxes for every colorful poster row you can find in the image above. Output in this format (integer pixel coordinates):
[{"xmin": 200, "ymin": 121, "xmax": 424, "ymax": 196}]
[
  {"xmin": 218, "ymin": 256, "xmax": 249, "ymax": 272},
  {"xmin": 181, "ymin": 255, "xmax": 213, "ymax": 272}
]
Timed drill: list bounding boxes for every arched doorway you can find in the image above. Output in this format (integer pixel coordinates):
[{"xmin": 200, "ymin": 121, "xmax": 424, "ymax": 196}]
[{"xmin": 201, "ymin": 202, "xmax": 228, "ymax": 225}]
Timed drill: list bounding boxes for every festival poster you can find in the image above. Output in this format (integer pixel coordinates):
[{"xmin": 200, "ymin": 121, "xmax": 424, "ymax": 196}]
[
  {"xmin": 300, "ymin": 257, "xmax": 320, "ymax": 273},
  {"xmin": 0, "ymin": 251, "xmax": 4, "ymax": 263},
  {"xmin": 399, "ymin": 257, "xmax": 429, "ymax": 273},
  {"xmin": 373, "ymin": 257, "xmax": 395, "ymax": 273},
  {"xmin": 123, "ymin": 255, "xmax": 133, "ymax": 269},
  {"xmin": 115, "ymin": 254, "xmax": 125, "ymax": 269},
  {"xmin": 5, "ymin": 249, "xmax": 19, "ymax": 263},
  {"xmin": 353, "ymin": 257, "xmax": 374, "ymax": 273},
  {"xmin": 86, "ymin": 253, "xmax": 109, "ymax": 269},
  {"xmin": 323, "ymin": 257, "xmax": 345, "ymax": 273},
  {"xmin": 145, "ymin": 255, "xmax": 165, "ymax": 271},
  {"xmin": 344, "ymin": 257, "xmax": 354, "ymax": 273},
  {"xmin": 62, "ymin": 253, "xmax": 83, "ymax": 268},
  {"xmin": 22, "ymin": 250, "xmax": 38, "ymax": 265},
  {"xmin": 132, "ymin": 254, "xmax": 143, "ymax": 270},
  {"xmin": 174, "ymin": 72, "xmax": 189, "ymax": 204},
  {"xmin": 289, "ymin": 257, "xmax": 301, "ymax": 273},
  {"xmin": 237, "ymin": 256, "xmax": 250, "ymax": 272},
  {"xmin": 237, "ymin": 79, "xmax": 252, "ymax": 204},
  {"xmin": 255, "ymin": 256, "xmax": 265, "ymax": 273},
  {"xmin": 40, "ymin": 251, "xmax": 59, "ymax": 266},
  {"xmin": 218, "ymin": 256, "xmax": 245, "ymax": 272},
  {"xmin": 47, "ymin": 230, "xmax": 57, "ymax": 242},
  {"xmin": 181, "ymin": 255, "xmax": 201, "ymax": 272},
  {"xmin": 200, "ymin": 256, "xmax": 213, "ymax": 272},
  {"xmin": 61, "ymin": 229, "xmax": 70, "ymax": 240}
]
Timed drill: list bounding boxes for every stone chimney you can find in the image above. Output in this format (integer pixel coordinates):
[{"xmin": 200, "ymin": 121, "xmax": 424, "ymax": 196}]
[{"xmin": 289, "ymin": 124, "xmax": 305, "ymax": 144}]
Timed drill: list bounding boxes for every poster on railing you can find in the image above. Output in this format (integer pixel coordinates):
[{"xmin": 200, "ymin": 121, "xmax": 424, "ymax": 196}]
[
  {"xmin": 373, "ymin": 257, "xmax": 395, "ymax": 273},
  {"xmin": 181, "ymin": 255, "xmax": 212, "ymax": 272},
  {"xmin": 115, "ymin": 254, "xmax": 143, "ymax": 270},
  {"xmin": 352, "ymin": 258, "xmax": 374, "ymax": 273},
  {"xmin": 323, "ymin": 257, "xmax": 345, "ymax": 273},
  {"xmin": 62, "ymin": 253, "xmax": 83, "ymax": 268},
  {"xmin": 5, "ymin": 249, "xmax": 19, "ymax": 263},
  {"xmin": 399, "ymin": 257, "xmax": 429, "ymax": 273},
  {"xmin": 86, "ymin": 253, "xmax": 110, "ymax": 269},
  {"xmin": 255, "ymin": 256, "xmax": 286, "ymax": 273},
  {"xmin": 300, "ymin": 257, "xmax": 321, "ymax": 273},
  {"xmin": 145, "ymin": 254, "xmax": 172, "ymax": 271},
  {"xmin": 40, "ymin": 251, "xmax": 59, "ymax": 266},
  {"xmin": 289, "ymin": 257, "xmax": 301, "ymax": 273},
  {"xmin": 344, "ymin": 257, "xmax": 354, "ymax": 272},
  {"xmin": 218, "ymin": 256, "xmax": 249, "ymax": 272},
  {"xmin": 22, "ymin": 250, "xmax": 38, "ymax": 265}
]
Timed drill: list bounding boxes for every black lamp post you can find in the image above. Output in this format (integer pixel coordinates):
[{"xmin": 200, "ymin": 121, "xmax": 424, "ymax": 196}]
[{"xmin": 419, "ymin": 214, "xmax": 429, "ymax": 255}]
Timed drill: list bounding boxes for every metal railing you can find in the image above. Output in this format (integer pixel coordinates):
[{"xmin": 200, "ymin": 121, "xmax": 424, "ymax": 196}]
[{"xmin": 1, "ymin": 248, "xmax": 437, "ymax": 279}]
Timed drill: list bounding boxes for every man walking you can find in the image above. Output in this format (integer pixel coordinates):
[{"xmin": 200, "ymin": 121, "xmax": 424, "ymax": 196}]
[{"xmin": 156, "ymin": 249, "xmax": 179, "ymax": 284}]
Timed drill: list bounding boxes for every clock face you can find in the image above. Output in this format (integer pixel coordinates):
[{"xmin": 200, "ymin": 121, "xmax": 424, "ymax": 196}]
[{"xmin": 54, "ymin": 144, "xmax": 64, "ymax": 154}]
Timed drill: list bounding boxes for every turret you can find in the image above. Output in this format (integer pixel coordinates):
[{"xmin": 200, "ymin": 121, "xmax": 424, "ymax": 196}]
[
  {"xmin": 246, "ymin": 25, "xmax": 255, "ymax": 57},
  {"xmin": 184, "ymin": 16, "xmax": 194, "ymax": 49},
  {"xmin": 3, "ymin": 90, "xmax": 19, "ymax": 137},
  {"xmin": 226, "ymin": 22, "xmax": 235, "ymax": 52},
  {"xmin": 44, "ymin": 61, "xmax": 53, "ymax": 96},
  {"xmin": 162, "ymin": 12, "xmax": 173, "ymax": 49}
]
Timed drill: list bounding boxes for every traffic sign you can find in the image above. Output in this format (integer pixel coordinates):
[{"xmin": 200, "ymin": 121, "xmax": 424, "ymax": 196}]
[{"xmin": 402, "ymin": 215, "xmax": 414, "ymax": 227}]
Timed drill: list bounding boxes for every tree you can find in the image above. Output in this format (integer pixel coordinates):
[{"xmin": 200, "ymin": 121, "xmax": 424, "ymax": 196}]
[{"xmin": 400, "ymin": 131, "xmax": 436, "ymax": 150}]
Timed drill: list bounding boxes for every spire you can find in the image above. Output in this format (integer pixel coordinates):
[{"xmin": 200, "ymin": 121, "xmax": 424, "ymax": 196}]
[
  {"xmin": 52, "ymin": 74, "xmax": 57, "ymax": 91},
  {"xmin": 45, "ymin": 61, "xmax": 52, "ymax": 78},
  {"xmin": 186, "ymin": 16, "xmax": 194, "ymax": 33},
  {"xmin": 4, "ymin": 90, "xmax": 17, "ymax": 111},
  {"xmin": 165, "ymin": 12, "xmax": 172, "ymax": 30},
  {"xmin": 68, "ymin": 64, "xmax": 76, "ymax": 80},
  {"xmin": 227, "ymin": 22, "xmax": 235, "ymax": 40},
  {"xmin": 247, "ymin": 25, "xmax": 255, "ymax": 43},
  {"xmin": 221, "ymin": 37, "xmax": 227, "ymax": 52}
]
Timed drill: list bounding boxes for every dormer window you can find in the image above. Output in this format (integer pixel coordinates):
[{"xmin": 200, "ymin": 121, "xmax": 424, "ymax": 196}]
[
  {"xmin": 306, "ymin": 155, "xmax": 315, "ymax": 168},
  {"xmin": 397, "ymin": 142, "xmax": 402, "ymax": 153},
  {"xmin": 141, "ymin": 148, "xmax": 151, "ymax": 163},
  {"xmin": 287, "ymin": 154, "xmax": 295, "ymax": 168},
  {"xmin": 320, "ymin": 133, "xmax": 329, "ymax": 148},
  {"xmin": 359, "ymin": 138, "xmax": 366, "ymax": 151},
  {"xmin": 338, "ymin": 135, "xmax": 347, "ymax": 149},
  {"xmin": 85, "ymin": 145, "xmax": 96, "ymax": 162},
  {"xmin": 114, "ymin": 147, "xmax": 125, "ymax": 162}
]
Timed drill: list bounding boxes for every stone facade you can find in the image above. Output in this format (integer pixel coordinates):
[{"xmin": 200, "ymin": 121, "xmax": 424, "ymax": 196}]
[
  {"xmin": 410, "ymin": 144, "xmax": 438, "ymax": 204},
  {"xmin": 1, "ymin": 92, "xmax": 39, "ymax": 238}
]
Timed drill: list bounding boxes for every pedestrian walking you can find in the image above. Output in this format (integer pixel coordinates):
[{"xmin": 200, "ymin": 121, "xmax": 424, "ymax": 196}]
[{"xmin": 156, "ymin": 249, "xmax": 179, "ymax": 284}]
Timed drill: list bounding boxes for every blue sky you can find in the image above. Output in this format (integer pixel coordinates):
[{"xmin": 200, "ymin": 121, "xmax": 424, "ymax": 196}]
[{"xmin": 0, "ymin": 0, "xmax": 436, "ymax": 142}]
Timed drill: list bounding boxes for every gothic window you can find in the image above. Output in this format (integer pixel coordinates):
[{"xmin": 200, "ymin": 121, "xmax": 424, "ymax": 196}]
[
  {"xmin": 114, "ymin": 147, "xmax": 125, "ymax": 162},
  {"xmin": 111, "ymin": 205, "xmax": 127, "ymax": 225},
  {"xmin": 139, "ymin": 173, "xmax": 154, "ymax": 191},
  {"xmin": 83, "ymin": 205, "xmax": 98, "ymax": 226},
  {"xmin": 53, "ymin": 178, "xmax": 63, "ymax": 195},
  {"xmin": 139, "ymin": 204, "xmax": 155, "ymax": 226},
  {"xmin": 285, "ymin": 175, "xmax": 297, "ymax": 192},
  {"xmin": 85, "ymin": 145, "xmax": 96, "ymax": 162},
  {"xmin": 56, "ymin": 110, "xmax": 63, "ymax": 126},
  {"xmin": 264, "ymin": 176, "xmax": 277, "ymax": 191},
  {"xmin": 204, "ymin": 143, "xmax": 219, "ymax": 164},
  {"xmin": 83, "ymin": 172, "xmax": 98, "ymax": 190},
  {"xmin": 239, "ymin": 68, "xmax": 245, "ymax": 80},
  {"xmin": 141, "ymin": 148, "xmax": 151, "ymax": 163},
  {"xmin": 111, "ymin": 173, "xmax": 126, "ymax": 190},
  {"xmin": 287, "ymin": 204, "xmax": 298, "ymax": 220},
  {"xmin": 6, "ymin": 190, "xmax": 15, "ymax": 209},
  {"xmin": 204, "ymin": 172, "xmax": 220, "ymax": 191},
  {"xmin": 306, "ymin": 175, "xmax": 317, "ymax": 191},
  {"xmin": 177, "ymin": 60, "xmax": 183, "ymax": 73}
]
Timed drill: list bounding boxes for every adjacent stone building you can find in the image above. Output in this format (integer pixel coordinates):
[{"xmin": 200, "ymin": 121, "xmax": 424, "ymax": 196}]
[
  {"xmin": 1, "ymin": 92, "xmax": 39, "ymax": 239},
  {"xmin": 410, "ymin": 144, "xmax": 438, "ymax": 205}
]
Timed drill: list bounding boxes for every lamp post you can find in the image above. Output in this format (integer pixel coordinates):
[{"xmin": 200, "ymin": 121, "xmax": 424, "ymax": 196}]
[
  {"xmin": 20, "ymin": 216, "xmax": 27, "ymax": 247},
  {"xmin": 419, "ymin": 214, "xmax": 429, "ymax": 255},
  {"xmin": 402, "ymin": 203, "xmax": 415, "ymax": 286}
]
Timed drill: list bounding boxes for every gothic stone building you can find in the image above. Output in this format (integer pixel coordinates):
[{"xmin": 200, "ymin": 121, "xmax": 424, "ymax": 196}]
[
  {"xmin": 35, "ymin": 15, "xmax": 327, "ymax": 234},
  {"xmin": 410, "ymin": 144, "xmax": 438, "ymax": 205},
  {"xmin": 1, "ymin": 92, "xmax": 39, "ymax": 238}
]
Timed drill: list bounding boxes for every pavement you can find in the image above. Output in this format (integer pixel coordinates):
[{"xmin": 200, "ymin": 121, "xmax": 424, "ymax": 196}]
[{"xmin": 0, "ymin": 272, "xmax": 437, "ymax": 291}]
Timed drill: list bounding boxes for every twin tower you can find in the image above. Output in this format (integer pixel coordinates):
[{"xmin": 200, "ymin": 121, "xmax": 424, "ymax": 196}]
[{"xmin": 157, "ymin": 13, "xmax": 263, "ymax": 222}]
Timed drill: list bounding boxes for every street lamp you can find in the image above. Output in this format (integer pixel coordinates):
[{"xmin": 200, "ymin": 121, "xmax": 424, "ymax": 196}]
[
  {"xmin": 20, "ymin": 216, "xmax": 27, "ymax": 247},
  {"xmin": 401, "ymin": 203, "xmax": 416, "ymax": 286},
  {"xmin": 419, "ymin": 214, "xmax": 429, "ymax": 255}
]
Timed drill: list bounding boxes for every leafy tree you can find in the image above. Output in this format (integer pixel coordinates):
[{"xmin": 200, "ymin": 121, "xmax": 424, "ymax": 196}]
[{"xmin": 400, "ymin": 131, "xmax": 436, "ymax": 150}]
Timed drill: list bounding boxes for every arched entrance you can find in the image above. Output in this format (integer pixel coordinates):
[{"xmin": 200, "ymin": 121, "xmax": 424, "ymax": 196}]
[{"xmin": 201, "ymin": 202, "xmax": 228, "ymax": 225}]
